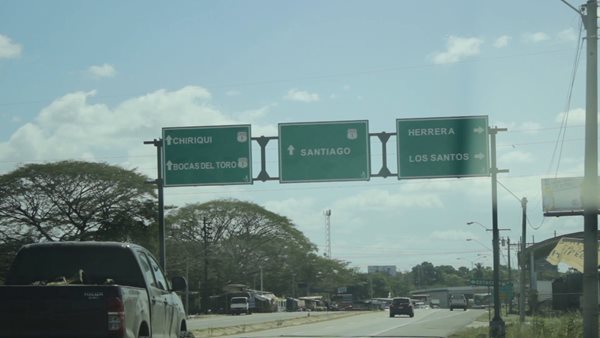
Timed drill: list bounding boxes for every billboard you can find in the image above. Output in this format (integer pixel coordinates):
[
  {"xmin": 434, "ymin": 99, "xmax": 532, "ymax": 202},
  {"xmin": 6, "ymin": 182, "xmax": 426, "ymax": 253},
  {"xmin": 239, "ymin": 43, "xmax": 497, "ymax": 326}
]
[
  {"xmin": 545, "ymin": 237, "xmax": 600, "ymax": 273},
  {"xmin": 541, "ymin": 177, "xmax": 586, "ymax": 216}
]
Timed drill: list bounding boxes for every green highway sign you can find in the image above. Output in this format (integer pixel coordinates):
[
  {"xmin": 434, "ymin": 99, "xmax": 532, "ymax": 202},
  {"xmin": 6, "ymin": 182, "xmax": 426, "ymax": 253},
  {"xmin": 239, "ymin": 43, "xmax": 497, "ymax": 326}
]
[
  {"xmin": 500, "ymin": 283, "xmax": 514, "ymax": 300},
  {"xmin": 396, "ymin": 116, "xmax": 489, "ymax": 179},
  {"xmin": 279, "ymin": 121, "xmax": 370, "ymax": 183},
  {"xmin": 470, "ymin": 279, "xmax": 512, "ymax": 287},
  {"xmin": 162, "ymin": 125, "xmax": 252, "ymax": 186}
]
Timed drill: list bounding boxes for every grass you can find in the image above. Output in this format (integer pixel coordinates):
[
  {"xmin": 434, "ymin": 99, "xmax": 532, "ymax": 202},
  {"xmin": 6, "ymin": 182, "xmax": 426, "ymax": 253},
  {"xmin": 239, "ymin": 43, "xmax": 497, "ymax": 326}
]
[{"xmin": 450, "ymin": 312, "xmax": 584, "ymax": 338}]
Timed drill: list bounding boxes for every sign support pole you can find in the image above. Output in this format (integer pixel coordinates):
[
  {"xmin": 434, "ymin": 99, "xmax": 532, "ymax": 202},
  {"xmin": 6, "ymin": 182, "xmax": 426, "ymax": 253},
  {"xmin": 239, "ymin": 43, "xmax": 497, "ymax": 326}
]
[
  {"xmin": 144, "ymin": 138, "xmax": 166, "ymax": 270},
  {"xmin": 489, "ymin": 126, "xmax": 508, "ymax": 338}
]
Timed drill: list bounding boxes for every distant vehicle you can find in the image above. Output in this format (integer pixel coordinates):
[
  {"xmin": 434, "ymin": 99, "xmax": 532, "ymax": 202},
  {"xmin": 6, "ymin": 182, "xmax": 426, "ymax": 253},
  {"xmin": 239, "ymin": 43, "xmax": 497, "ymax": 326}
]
[
  {"xmin": 472, "ymin": 293, "xmax": 491, "ymax": 309},
  {"xmin": 230, "ymin": 296, "xmax": 251, "ymax": 315},
  {"xmin": 450, "ymin": 294, "xmax": 468, "ymax": 311},
  {"xmin": 389, "ymin": 297, "xmax": 414, "ymax": 318},
  {"xmin": 0, "ymin": 241, "xmax": 194, "ymax": 338},
  {"xmin": 331, "ymin": 293, "xmax": 353, "ymax": 311}
]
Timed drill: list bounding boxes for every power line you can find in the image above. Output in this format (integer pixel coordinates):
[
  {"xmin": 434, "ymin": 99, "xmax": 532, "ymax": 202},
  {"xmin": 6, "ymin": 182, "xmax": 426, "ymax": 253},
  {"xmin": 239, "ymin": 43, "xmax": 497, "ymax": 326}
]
[
  {"xmin": 548, "ymin": 20, "xmax": 584, "ymax": 176},
  {"xmin": 0, "ymin": 48, "xmax": 576, "ymax": 108}
]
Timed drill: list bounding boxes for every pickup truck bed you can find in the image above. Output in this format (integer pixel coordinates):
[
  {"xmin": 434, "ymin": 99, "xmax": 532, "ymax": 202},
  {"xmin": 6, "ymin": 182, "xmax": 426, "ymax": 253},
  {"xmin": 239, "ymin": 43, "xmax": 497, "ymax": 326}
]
[
  {"xmin": 0, "ymin": 241, "xmax": 193, "ymax": 338},
  {"xmin": 0, "ymin": 285, "xmax": 131, "ymax": 337}
]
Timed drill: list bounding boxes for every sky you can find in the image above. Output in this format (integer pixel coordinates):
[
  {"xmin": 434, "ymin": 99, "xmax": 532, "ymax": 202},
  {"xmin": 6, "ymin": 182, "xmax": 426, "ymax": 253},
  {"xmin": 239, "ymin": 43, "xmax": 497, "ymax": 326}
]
[{"xmin": 0, "ymin": 1, "xmax": 592, "ymax": 273}]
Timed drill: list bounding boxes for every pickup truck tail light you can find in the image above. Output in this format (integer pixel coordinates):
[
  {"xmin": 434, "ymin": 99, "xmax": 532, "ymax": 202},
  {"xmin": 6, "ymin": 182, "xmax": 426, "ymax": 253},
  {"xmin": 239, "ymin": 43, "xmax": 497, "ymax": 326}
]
[{"xmin": 107, "ymin": 296, "xmax": 125, "ymax": 337}]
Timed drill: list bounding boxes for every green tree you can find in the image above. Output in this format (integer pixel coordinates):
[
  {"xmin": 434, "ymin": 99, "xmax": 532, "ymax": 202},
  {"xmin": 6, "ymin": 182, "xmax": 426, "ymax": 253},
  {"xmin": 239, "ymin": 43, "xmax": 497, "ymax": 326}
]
[
  {"xmin": 472, "ymin": 262, "xmax": 492, "ymax": 279},
  {"xmin": 164, "ymin": 199, "xmax": 331, "ymax": 311},
  {"xmin": 0, "ymin": 161, "xmax": 159, "ymax": 281},
  {"xmin": 412, "ymin": 262, "xmax": 437, "ymax": 287},
  {"xmin": 0, "ymin": 160, "xmax": 157, "ymax": 243}
]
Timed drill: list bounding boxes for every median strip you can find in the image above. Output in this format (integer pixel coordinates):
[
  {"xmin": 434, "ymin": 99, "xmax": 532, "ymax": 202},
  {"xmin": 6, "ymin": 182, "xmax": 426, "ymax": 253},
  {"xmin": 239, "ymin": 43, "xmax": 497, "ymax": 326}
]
[{"xmin": 192, "ymin": 312, "xmax": 364, "ymax": 337}]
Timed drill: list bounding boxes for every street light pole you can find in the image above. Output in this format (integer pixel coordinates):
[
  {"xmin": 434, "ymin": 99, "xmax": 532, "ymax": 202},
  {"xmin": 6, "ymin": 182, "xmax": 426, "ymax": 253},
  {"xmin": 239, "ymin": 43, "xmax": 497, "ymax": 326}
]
[
  {"xmin": 467, "ymin": 221, "xmax": 492, "ymax": 231},
  {"xmin": 466, "ymin": 238, "xmax": 492, "ymax": 251},
  {"xmin": 467, "ymin": 221, "xmax": 511, "ymax": 232}
]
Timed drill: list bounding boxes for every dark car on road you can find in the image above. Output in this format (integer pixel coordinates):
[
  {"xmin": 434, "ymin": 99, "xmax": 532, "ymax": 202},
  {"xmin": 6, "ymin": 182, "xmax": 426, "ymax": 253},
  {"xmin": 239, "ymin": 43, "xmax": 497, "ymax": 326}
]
[{"xmin": 389, "ymin": 297, "xmax": 414, "ymax": 318}]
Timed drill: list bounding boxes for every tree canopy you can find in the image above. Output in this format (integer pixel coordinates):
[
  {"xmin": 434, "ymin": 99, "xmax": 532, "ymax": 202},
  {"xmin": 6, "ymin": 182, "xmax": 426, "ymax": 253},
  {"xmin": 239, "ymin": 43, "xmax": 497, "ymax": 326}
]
[
  {"xmin": 0, "ymin": 160, "xmax": 157, "ymax": 243},
  {"xmin": 164, "ymin": 199, "xmax": 356, "ymax": 300}
]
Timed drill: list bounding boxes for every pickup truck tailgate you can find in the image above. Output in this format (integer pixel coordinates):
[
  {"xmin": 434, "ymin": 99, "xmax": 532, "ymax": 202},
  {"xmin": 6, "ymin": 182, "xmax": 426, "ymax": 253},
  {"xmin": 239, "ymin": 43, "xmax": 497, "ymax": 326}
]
[{"xmin": 0, "ymin": 285, "xmax": 120, "ymax": 338}]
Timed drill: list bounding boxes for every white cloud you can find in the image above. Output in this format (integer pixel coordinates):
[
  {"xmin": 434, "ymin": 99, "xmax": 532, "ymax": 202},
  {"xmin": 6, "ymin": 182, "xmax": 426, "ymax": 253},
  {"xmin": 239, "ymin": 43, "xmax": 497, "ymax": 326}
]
[
  {"xmin": 88, "ymin": 63, "xmax": 116, "ymax": 78},
  {"xmin": 0, "ymin": 86, "xmax": 236, "ymax": 171},
  {"xmin": 520, "ymin": 121, "xmax": 542, "ymax": 134},
  {"xmin": 523, "ymin": 32, "xmax": 550, "ymax": 43},
  {"xmin": 493, "ymin": 35, "xmax": 511, "ymax": 48},
  {"xmin": 499, "ymin": 150, "xmax": 534, "ymax": 164},
  {"xmin": 284, "ymin": 89, "xmax": 320, "ymax": 102},
  {"xmin": 0, "ymin": 34, "xmax": 22, "ymax": 59},
  {"xmin": 237, "ymin": 104, "xmax": 275, "ymax": 122},
  {"xmin": 263, "ymin": 197, "xmax": 323, "ymax": 238},
  {"xmin": 555, "ymin": 108, "xmax": 588, "ymax": 125},
  {"xmin": 333, "ymin": 188, "xmax": 444, "ymax": 210},
  {"xmin": 432, "ymin": 36, "xmax": 484, "ymax": 64},
  {"xmin": 557, "ymin": 28, "xmax": 578, "ymax": 42},
  {"xmin": 226, "ymin": 90, "xmax": 241, "ymax": 96}
]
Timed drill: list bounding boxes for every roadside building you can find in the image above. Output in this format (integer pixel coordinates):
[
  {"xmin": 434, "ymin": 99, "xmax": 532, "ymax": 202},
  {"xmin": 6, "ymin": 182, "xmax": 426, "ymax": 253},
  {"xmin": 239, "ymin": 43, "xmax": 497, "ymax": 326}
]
[{"xmin": 410, "ymin": 286, "xmax": 491, "ymax": 308}]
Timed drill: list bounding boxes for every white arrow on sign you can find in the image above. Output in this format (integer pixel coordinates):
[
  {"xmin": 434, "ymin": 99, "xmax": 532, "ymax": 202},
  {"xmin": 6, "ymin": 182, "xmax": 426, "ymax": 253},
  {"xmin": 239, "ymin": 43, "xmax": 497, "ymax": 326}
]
[
  {"xmin": 166, "ymin": 161, "xmax": 173, "ymax": 170},
  {"xmin": 288, "ymin": 145, "xmax": 295, "ymax": 156},
  {"xmin": 474, "ymin": 153, "xmax": 485, "ymax": 160},
  {"xmin": 473, "ymin": 126, "xmax": 485, "ymax": 134},
  {"xmin": 165, "ymin": 135, "xmax": 173, "ymax": 146}
]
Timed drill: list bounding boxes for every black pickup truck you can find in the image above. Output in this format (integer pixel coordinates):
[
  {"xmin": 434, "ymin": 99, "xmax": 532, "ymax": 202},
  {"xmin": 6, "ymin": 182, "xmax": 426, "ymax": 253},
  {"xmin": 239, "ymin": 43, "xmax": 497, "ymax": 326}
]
[{"xmin": 0, "ymin": 241, "xmax": 195, "ymax": 338}]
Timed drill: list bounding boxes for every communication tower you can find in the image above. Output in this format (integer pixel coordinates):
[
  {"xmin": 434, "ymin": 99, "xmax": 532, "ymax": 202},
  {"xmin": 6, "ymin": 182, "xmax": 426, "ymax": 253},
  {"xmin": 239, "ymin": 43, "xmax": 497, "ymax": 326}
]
[{"xmin": 324, "ymin": 209, "xmax": 332, "ymax": 258}]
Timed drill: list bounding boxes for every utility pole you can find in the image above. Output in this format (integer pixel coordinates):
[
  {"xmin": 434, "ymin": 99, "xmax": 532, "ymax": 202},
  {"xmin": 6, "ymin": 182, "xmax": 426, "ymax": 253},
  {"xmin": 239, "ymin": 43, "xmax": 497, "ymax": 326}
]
[
  {"xmin": 505, "ymin": 237, "xmax": 512, "ymax": 314},
  {"xmin": 583, "ymin": 1, "xmax": 599, "ymax": 337},
  {"xmin": 489, "ymin": 126, "xmax": 508, "ymax": 338},
  {"xmin": 201, "ymin": 217, "xmax": 212, "ymax": 314},
  {"xmin": 143, "ymin": 139, "xmax": 166, "ymax": 270},
  {"xmin": 519, "ymin": 197, "xmax": 527, "ymax": 323},
  {"xmin": 260, "ymin": 266, "xmax": 264, "ymax": 291},
  {"xmin": 558, "ymin": 3, "xmax": 598, "ymax": 336}
]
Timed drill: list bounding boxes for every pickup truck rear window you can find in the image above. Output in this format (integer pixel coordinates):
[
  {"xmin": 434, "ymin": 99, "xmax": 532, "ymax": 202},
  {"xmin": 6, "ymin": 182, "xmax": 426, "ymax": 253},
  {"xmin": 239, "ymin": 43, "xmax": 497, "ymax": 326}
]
[{"xmin": 6, "ymin": 245, "xmax": 145, "ymax": 288}]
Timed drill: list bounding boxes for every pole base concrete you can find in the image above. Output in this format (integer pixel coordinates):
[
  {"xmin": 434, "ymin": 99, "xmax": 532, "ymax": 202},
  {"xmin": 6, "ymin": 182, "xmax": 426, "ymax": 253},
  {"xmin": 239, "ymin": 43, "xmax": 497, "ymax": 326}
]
[{"xmin": 489, "ymin": 317, "xmax": 506, "ymax": 338}]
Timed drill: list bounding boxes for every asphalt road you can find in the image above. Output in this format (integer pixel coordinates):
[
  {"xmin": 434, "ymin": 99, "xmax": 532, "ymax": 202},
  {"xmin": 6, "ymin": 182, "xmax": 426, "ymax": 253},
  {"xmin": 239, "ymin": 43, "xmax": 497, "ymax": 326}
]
[{"xmin": 213, "ymin": 308, "xmax": 487, "ymax": 338}]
